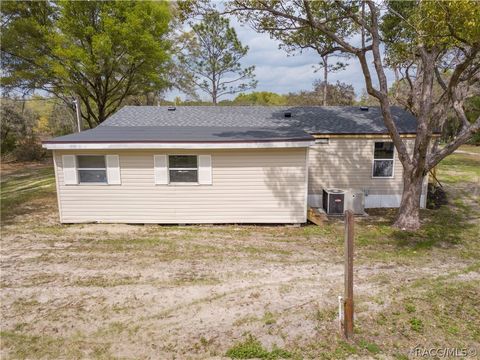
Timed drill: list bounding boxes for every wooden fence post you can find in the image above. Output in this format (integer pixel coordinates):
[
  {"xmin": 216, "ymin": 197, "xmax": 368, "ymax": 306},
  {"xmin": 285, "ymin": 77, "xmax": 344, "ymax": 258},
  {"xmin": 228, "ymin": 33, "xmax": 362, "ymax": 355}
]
[{"xmin": 344, "ymin": 210, "xmax": 354, "ymax": 339}]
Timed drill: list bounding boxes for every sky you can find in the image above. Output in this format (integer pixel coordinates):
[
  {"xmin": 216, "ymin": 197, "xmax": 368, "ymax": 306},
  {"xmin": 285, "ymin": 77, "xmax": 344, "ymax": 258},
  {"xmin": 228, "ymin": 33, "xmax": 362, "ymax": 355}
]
[{"xmin": 166, "ymin": 17, "xmax": 397, "ymax": 102}]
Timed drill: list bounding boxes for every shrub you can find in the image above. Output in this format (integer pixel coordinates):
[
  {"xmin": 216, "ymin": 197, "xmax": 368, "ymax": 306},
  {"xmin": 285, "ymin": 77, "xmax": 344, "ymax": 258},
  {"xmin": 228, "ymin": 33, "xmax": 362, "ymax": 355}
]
[
  {"xmin": 468, "ymin": 131, "xmax": 480, "ymax": 145},
  {"xmin": 12, "ymin": 136, "xmax": 46, "ymax": 161},
  {"xmin": 1, "ymin": 100, "xmax": 46, "ymax": 161}
]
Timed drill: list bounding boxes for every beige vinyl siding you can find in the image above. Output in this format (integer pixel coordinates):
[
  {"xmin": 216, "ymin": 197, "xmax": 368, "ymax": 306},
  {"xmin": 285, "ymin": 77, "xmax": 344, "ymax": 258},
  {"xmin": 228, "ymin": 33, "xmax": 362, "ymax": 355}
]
[
  {"xmin": 53, "ymin": 148, "xmax": 307, "ymax": 224},
  {"xmin": 308, "ymin": 138, "xmax": 415, "ymax": 195}
]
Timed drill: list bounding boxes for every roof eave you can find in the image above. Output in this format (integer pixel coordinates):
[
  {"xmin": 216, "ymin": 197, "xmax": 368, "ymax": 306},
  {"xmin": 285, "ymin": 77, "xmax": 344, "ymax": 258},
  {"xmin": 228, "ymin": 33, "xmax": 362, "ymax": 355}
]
[{"xmin": 42, "ymin": 139, "xmax": 315, "ymax": 150}]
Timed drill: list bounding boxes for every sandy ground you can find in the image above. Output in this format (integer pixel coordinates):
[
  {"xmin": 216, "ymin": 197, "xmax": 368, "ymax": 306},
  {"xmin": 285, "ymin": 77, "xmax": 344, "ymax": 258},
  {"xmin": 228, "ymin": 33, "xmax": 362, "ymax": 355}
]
[{"xmin": 1, "ymin": 204, "xmax": 476, "ymax": 359}]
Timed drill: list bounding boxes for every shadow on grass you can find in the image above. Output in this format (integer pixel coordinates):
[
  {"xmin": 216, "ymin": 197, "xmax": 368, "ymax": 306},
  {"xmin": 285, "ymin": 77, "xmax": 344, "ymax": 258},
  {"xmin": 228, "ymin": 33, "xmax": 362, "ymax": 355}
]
[
  {"xmin": 0, "ymin": 166, "xmax": 56, "ymax": 224},
  {"xmin": 392, "ymin": 205, "xmax": 476, "ymax": 250},
  {"xmin": 358, "ymin": 202, "xmax": 478, "ymax": 259}
]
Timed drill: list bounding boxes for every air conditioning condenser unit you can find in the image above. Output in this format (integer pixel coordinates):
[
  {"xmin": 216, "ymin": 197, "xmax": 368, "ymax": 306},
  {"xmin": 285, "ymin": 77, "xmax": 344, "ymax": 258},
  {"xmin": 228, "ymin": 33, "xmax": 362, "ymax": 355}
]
[{"xmin": 322, "ymin": 189, "xmax": 345, "ymax": 215}]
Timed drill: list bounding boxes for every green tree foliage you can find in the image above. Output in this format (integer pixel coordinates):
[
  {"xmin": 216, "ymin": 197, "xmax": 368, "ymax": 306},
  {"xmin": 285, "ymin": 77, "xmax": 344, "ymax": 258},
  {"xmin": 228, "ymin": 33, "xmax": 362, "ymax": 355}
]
[
  {"xmin": 177, "ymin": 11, "xmax": 257, "ymax": 104},
  {"xmin": 0, "ymin": 100, "xmax": 45, "ymax": 161},
  {"xmin": 358, "ymin": 89, "xmax": 380, "ymax": 106},
  {"xmin": 466, "ymin": 96, "xmax": 480, "ymax": 145},
  {"xmin": 46, "ymin": 104, "xmax": 77, "ymax": 136},
  {"xmin": 286, "ymin": 81, "xmax": 355, "ymax": 106},
  {"xmin": 383, "ymin": 1, "xmax": 480, "ymax": 147},
  {"xmin": 1, "ymin": 1, "xmax": 172, "ymax": 127},
  {"xmin": 232, "ymin": 92, "xmax": 286, "ymax": 105},
  {"xmin": 230, "ymin": 83, "xmax": 356, "ymax": 106},
  {"xmin": 443, "ymin": 95, "xmax": 480, "ymax": 145},
  {"xmin": 382, "ymin": 0, "xmax": 480, "ymax": 61}
]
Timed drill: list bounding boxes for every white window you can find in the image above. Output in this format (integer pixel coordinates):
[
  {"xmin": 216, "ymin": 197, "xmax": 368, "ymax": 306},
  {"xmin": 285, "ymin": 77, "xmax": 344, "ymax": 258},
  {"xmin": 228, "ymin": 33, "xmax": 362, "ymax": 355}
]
[
  {"xmin": 372, "ymin": 142, "xmax": 394, "ymax": 178},
  {"xmin": 77, "ymin": 155, "xmax": 107, "ymax": 183},
  {"xmin": 168, "ymin": 155, "xmax": 198, "ymax": 183}
]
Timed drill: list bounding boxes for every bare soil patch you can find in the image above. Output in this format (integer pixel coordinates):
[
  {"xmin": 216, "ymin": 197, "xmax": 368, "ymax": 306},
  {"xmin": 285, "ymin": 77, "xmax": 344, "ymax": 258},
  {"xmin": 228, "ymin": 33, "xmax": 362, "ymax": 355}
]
[{"xmin": 0, "ymin": 158, "xmax": 52, "ymax": 177}]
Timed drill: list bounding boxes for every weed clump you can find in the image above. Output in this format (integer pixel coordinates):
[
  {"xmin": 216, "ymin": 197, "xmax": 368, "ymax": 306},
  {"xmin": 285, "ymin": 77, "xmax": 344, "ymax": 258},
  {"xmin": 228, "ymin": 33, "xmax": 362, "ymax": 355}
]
[{"xmin": 226, "ymin": 334, "xmax": 292, "ymax": 359}]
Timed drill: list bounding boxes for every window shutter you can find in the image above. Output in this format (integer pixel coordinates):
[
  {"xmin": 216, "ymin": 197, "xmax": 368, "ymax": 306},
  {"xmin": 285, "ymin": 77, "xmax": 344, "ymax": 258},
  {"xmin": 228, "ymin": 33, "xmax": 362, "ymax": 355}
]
[
  {"xmin": 62, "ymin": 155, "xmax": 78, "ymax": 185},
  {"xmin": 198, "ymin": 155, "xmax": 212, "ymax": 185},
  {"xmin": 106, "ymin": 155, "xmax": 121, "ymax": 184},
  {"xmin": 154, "ymin": 155, "xmax": 168, "ymax": 184}
]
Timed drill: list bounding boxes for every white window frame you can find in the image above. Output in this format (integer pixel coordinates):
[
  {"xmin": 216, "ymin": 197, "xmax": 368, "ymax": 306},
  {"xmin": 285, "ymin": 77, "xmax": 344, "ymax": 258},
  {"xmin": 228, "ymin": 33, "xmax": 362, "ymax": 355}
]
[
  {"xmin": 372, "ymin": 141, "xmax": 395, "ymax": 179},
  {"xmin": 77, "ymin": 155, "xmax": 108, "ymax": 185},
  {"xmin": 168, "ymin": 154, "xmax": 199, "ymax": 185}
]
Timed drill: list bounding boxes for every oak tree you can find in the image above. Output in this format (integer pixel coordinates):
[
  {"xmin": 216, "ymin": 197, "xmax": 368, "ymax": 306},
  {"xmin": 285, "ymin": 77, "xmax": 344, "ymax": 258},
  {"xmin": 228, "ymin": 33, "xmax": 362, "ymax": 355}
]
[{"xmin": 1, "ymin": 1, "xmax": 172, "ymax": 127}]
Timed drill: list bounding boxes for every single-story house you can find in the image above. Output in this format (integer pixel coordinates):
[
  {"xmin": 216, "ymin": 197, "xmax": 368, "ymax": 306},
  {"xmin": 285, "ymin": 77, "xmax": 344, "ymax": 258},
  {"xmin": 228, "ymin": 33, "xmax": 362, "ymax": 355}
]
[{"xmin": 43, "ymin": 106, "xmax": 429, "ymax": 224}]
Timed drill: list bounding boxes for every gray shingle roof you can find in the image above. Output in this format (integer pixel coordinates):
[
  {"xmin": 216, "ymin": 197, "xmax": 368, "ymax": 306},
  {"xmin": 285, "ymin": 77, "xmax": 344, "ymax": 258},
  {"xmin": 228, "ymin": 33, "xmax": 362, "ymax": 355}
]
[
  {"xmin": 45, "ymin": 105, "xmax": 419, "ymax": 144},
  {"xmin": 101, "ymin": 106, "xmax": 418, "ymax": 134},
  {"xmin": 43, "ymin": 126, "xmax": 314, "ymax": 143}
]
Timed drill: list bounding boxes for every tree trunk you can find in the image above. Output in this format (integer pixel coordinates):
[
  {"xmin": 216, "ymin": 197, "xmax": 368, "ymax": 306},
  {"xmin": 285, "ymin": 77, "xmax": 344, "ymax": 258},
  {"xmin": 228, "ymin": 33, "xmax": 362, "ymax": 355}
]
[
  {"xmin": 393, "ymin": 170, "xmax": 425, "ymax": 231},
  {"xmin": 146, "ymin": 91, "xmax": 155, "ymax": 106},
  {"xmin": 322, "ymin": 55, "xmax": 328, "ymax": 106},
  {"xmin": 212, "ymin": 74, "xmax": 217, "ymax": 105},
  {"xmin": 98, "ymin": 105, "xmax": 106, "ymax": 125}
]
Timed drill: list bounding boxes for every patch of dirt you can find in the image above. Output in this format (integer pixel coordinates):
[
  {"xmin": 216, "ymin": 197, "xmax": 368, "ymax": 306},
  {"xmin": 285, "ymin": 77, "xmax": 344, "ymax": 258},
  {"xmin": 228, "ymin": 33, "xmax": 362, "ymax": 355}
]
[
  {"xmin": 0, "ymin": 158, "xmax": 52, "ymax": 176},
  {"xmin": 454, "ymin": 149, "xmax": 480, "ymax": 156},
  {"xmin": 64, "ymin": 223, "xmax": 149, "ymax": 235}
]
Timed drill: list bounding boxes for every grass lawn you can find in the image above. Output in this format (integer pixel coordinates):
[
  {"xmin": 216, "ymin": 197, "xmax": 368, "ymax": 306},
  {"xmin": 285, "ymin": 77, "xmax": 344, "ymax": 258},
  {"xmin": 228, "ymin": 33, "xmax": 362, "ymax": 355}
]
[
  {"xmin": 1, "ymin": 153, "xmax": 479, "ymax": 359},
  {"xmin": 458, "ymin": 144, "xmax": 480, "ymax": 154}
]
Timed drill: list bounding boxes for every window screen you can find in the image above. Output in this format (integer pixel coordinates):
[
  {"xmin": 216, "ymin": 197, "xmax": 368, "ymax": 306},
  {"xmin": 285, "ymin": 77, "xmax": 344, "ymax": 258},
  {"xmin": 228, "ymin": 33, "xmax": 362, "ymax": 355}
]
[
  {"xmin": 77, "ymin": 155, "xmax": 107, "ymax": 183},
  {"xmin": 373, "ymin": 142, "xmax": 394, "ymax": 177},
  {"xmin": 168, "ymin": 155, "xmax": 198, "ymax": 183}
]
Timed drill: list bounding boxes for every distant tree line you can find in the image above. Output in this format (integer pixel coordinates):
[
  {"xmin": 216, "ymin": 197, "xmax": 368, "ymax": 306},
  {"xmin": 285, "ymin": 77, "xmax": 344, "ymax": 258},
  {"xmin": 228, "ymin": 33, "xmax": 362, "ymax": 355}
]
[{"xmin": 164, "ymin": 80, "xmax": 356, "ymax": 106}]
